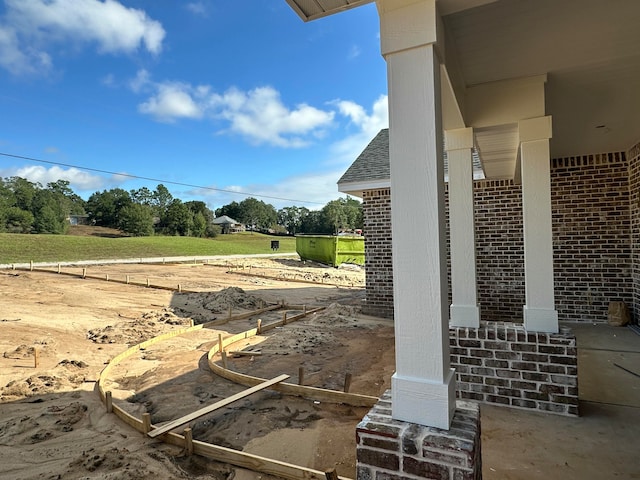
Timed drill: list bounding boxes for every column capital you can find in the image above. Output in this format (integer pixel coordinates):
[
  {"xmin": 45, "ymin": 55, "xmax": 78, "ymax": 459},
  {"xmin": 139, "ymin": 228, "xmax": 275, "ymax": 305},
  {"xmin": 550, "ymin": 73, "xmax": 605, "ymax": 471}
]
[
  {"xmin": 377, "ymin": 0, "xmax": 442, "ymax": 57},
  {"xmin": 445, "ymin": 127, "xmax": 473, "ymax": 151},
  {"xmin": 519, "ymin": 116, "xmax": 552, "ymax": 143}
]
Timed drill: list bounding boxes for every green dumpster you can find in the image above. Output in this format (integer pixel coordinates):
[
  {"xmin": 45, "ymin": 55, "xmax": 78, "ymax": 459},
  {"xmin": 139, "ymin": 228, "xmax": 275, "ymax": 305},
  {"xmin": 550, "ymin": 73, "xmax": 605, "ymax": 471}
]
[{"xmin": 295, "ymin": 235, "xmax": 364, "ymax": 267}]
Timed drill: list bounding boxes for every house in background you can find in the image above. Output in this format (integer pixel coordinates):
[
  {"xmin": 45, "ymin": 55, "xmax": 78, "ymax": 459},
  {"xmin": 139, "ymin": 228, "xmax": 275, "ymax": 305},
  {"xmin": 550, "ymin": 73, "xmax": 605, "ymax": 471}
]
[{"xmin": 212, "ymin": 215, "xmax": 244, "ymax": 234}]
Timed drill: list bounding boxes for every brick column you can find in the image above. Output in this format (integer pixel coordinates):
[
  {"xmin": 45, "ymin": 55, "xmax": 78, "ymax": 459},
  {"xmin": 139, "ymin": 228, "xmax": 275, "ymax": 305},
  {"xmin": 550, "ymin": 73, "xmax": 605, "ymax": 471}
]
[
  {"xmin": 520, "ymin": 116, "xmax": 559, "ymax": 333},
  {"xmin": 446, "ymin": 127, "xmax": 480, "ymax": 328},
  {"xmin": 357, "ymin": 391, "xmax": 482, "ymax": 480}
]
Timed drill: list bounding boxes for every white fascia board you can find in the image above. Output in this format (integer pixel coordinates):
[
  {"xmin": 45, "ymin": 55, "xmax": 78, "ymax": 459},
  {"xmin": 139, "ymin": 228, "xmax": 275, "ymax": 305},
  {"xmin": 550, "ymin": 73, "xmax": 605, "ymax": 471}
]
[{"xmin": 338, "ymin": 179, "xmax": 391, "ymax": 198}]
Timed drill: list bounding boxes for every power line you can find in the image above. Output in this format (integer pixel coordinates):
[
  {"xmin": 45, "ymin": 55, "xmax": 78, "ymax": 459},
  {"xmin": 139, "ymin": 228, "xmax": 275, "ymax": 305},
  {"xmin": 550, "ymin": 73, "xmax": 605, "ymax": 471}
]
[{"xmin": 0, "ymin": 152, "xmax": 325, "ymax": 206}]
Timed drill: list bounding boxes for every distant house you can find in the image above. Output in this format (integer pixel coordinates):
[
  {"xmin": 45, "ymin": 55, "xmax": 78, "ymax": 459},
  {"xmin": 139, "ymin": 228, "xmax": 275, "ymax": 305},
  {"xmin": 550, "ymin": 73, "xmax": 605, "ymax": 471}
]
[
  {"xmin": 212, "ymin": 215, "xmax": 244, "ymax": 234},
  {"xmin": 67, "ymin": 214, "xmax": 90, "ymax": 226}
]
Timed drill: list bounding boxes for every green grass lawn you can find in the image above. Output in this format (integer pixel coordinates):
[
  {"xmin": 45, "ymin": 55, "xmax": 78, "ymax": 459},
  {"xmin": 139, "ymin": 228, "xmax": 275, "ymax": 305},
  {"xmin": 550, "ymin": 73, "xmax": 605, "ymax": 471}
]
[{"xmin": 0, "ymin": 232, "xmax": 297, "ymax": 264}]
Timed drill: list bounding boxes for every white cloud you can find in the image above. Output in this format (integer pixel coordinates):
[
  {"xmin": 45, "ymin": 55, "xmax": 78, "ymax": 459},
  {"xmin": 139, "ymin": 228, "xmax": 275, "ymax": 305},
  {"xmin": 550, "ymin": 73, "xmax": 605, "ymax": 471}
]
[
  {"xmin": 138, "ymin": 83, "xmax": 203, "ymax": 122},
  {"xmin": 347, "ymin": 44, "xmax": 361, "ymax": 60},
  {"xmin": 327, "ymin": 94, "xmax": 388, "ymax": 166},
  {"xmin": 209, "ymin": 86, "xmax": 334, "ymax": 147},
  {"xmin": 0, "ymin": 165, "xmax": 115, "ymax": 192},
  {"xmin": 134, "ymin": 72, "xmax": 335, "ymax": 147},
  {"xmin": 186, "ymin": 2, "xmax": 208, "ymax": 17},
  {"xmin": 0, "ymin": 0, "xmax": 165, "ymax": 75}
]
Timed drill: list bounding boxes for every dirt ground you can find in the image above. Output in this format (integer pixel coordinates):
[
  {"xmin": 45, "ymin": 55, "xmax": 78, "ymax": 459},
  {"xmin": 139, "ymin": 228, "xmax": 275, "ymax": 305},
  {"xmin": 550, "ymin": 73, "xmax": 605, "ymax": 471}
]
[{"xmin": 0, "ymin": 257, "xmax": 395, "ymax": 480}]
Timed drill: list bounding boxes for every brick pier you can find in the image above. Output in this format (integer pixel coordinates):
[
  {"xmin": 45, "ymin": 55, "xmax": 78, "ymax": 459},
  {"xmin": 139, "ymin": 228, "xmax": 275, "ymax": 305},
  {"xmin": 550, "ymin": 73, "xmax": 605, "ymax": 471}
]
[{"xmin": 357, "ymin": 391, "xmax": 482, "ymax": 480}]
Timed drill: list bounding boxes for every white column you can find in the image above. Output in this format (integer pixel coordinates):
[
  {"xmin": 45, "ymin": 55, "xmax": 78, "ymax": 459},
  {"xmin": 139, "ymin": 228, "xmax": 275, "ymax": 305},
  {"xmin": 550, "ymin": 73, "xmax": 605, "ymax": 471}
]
[
  {"xmin": 446, "ymin": 127, "xmax": 480, "ymax": 328},
  {"xmin": 379, "ymin": 0, "xmax": 455, "ymax": 429},
  {"xmin": 519, "ymin": 116, "xmax": 559, "ymax": 333}
]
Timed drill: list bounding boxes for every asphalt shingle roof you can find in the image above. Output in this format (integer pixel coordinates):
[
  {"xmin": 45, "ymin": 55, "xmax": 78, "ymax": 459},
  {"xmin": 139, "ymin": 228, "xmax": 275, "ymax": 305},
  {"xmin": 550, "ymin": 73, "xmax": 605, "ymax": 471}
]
[{"xmin": 338, "ymin": 128, "xmax": 389, "ymax": 185}]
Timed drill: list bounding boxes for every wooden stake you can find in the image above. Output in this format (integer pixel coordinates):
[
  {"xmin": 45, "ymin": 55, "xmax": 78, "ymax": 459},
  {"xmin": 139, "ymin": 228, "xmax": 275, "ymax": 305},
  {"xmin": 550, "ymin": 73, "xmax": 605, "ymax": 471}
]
[
  {"xmin": 106, "ymin": 274, "xmax": 109, "ymax": 282},
  {"xmin": 142, "ymin": 413, "xmax": 151, "ymax": 434},
  {"xmin": 105, "ymin": 391, "xmax": 113, "ymax": 413},
  {"xmin": 30, "ymin": 260, "xmax": 33, "ymax": 271},
  {"xmin": 57, "ymin": 263, "xmax": 61, "ymax": 274},
  {"xmin": 82, "ymin": 268, "xmax": 86, "ymax": 279},
  {"xmin": 126, "ymin": 275, "xmax": 130, "ymax": 284},
  {"xmin": 221, "ymin": 351, "xmax": 228, "ymax": 369},
  {"xmin": 343, "ymin": 373, "xmax": 352, "ymax": 393},
  {"xmin": 325, "ymin": 468, "xmax": 339, "ymax": 480},
  {"xmin": 282, "ymin": 311, "xmax": 287, "ymax": 325},
  {"xmin": 304, "ymin": 305, "xmax": 307, "ymax": 316},
  {"xmin": 33, "ymin": 347, "xmax": 39, "ymax": 368},
  {"xmin": 218, "ymin": 334, "xmax": 224, "ymax": 354},
  {"xmin": 228, "ymin": 306, "xmax": 232, "ymax": 319},
  {"xmin": 298, "ymin": 366, "xmax": 305, "ymax": 386},
  {"xmin": 178, "ymin": 284, "xmax": 182, "ymax": 293},
  {"xmin": 257, "ymin": 319, "xmax": 262, "ymax": 334},
  {"xmin": 146, "ymin": 277, "xmax": 150, "ymax": 287},
  {"xmin": 184, "ymin": 427, "xmax": 193, "ymax": 456}
]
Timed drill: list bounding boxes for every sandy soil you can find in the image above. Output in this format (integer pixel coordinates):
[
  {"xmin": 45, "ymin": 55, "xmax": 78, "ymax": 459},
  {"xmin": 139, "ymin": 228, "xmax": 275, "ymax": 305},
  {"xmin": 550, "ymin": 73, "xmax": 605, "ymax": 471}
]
[{"xmin": 0, "ymin": 258, "xmax": 394, "ymax": 480}]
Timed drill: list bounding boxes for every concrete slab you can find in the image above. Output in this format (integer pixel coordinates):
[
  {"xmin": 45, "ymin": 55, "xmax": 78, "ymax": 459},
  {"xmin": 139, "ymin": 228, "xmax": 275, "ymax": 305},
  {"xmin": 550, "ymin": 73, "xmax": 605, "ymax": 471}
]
[
  {"xmin": 482, "ymin": 401, "xmax": 640, "ymax": 480},
  {"xmin": 564, "ymin": 321, "xmax": 640, "ymax": 352},
  {"xmin": 578, "ymin": 349, "xmax": 640, "ymax": 407}
]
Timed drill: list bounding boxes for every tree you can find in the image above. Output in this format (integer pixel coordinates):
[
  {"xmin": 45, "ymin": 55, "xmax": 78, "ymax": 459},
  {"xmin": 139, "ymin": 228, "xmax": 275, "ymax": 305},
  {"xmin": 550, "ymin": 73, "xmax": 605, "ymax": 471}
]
[
  {"xmin": 119, "ymin": 204, "xmax": 154, "ymax": 236},
  {"xmin": 160, "ymin": 199, "xmax": 193, "ymax": 236},
  {"xmin": 191, "ymin": 212, "xmax": 207, "ymax": 237},
  {"xmin": 7, "ymin": 177, "xmax": 38, "ymax": 212},
  {"xmin": 86, "ymin": 188, "xmax": 132, "ymax": 227},
  {"xmin": 277, "ymin": 206, "xmax": 309, "ymax": 235},
  {"xmin": 153, "ymin": 184, "xmax": 173, "ymax": 216},
  {"xmin": 33, "ymin": 205, "xmax": 66, "ymax": 234},
  {"xmin": 321, "ymin": 197, "xmax": 363, "ymax": 234},
  {"xmin": 215, "ymin": 201, "xmax": 242, "ymax": 222},
  {"xmin": 5, "ymin": 207, "xmax": 34, "ymax": 233}
]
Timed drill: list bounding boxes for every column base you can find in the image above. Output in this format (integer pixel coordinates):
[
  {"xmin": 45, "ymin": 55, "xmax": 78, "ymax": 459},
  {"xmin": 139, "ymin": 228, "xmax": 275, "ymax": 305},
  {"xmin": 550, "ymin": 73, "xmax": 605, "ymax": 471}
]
[
  {"xmin": 391, "ymin": 368, "xmax": 456, "ymax": 430},
  {"xmin": 523, "ymin": 305, "xmax": 559, "ymax": 333},
  {"xmin": 450, "ymin": 304, "xmax": 480, "ymax": 328},
  {"xmin": 357, "ymin": 391, "xmax": 482, "ymax": 480}
]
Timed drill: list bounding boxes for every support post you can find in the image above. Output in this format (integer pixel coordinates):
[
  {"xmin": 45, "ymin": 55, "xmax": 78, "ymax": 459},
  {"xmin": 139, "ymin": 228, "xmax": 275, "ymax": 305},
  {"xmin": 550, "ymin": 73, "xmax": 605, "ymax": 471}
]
[
  {"xmin": 446, "ymin": 127, "xmax": 480, "ymax": 328},
  {"xmin": 142, "ymin": 413, "xmax": 151, "ymax": 434},
  {"xmin": 33, "ymin": 347, "xmax": 39, "ymax": 368},
  {"xmin": 184, "ymin": 428, "xmax": 194, "ymax": 456},
  {"xmin": 105, "ymin": 391, "xmax": 113, "ymax": 413},
  {"xmin": 344, "ymin": 372, "xmax": 352, "ymax": 393},
  {"xmin": 519, "ymin": 116, "xmax": 559, "ymax": 333},
  {"xmin": 380, "ymin": 0, "xmax": 455, "ymax": 429}
]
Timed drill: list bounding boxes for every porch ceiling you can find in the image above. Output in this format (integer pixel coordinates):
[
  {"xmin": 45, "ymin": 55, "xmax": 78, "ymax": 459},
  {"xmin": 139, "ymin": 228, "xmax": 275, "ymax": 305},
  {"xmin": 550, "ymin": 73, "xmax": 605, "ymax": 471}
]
[
  {"xmin": 287, "ymin": 0, "xmax": 640, "ymax": 179},
  {"xmin": 445, "ymin": 0, "xmax": 640, "ymax": 163}
]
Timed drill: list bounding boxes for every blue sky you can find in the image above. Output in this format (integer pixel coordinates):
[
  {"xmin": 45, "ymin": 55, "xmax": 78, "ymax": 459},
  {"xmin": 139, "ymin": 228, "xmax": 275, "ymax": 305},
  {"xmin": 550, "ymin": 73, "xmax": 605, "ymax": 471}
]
[{"xmin": 0, "ymin": 0, "xmax": 388, "ymax": 210}]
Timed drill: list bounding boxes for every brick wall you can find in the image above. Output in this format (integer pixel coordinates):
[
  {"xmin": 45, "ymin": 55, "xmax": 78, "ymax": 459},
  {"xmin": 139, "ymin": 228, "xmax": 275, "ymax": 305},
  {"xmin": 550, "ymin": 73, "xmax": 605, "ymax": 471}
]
[
  {"xmin": 551, "ymin": 153, "xmax": 631, "ymax": 322},
  {"xmin": 362, "ymin": 189, "xmax": 394, "ymax": 319},
  {"xmin": 471, "ymin": 180, "xmax": 525, "ymax": 321},
  {"xmin": 361, "ymin": 152, "xmax": 632, "ymax": 323},
  {"xmin": 357, "ymin": 392, "xmax": 482, "ymax": 480},
  {"xmin": 628, "ymin": 142, "xmax": 640, "ymax": 321},
  {"xmin": 450, "ymin": 322, "xmax": 579, "ymax": 415}
]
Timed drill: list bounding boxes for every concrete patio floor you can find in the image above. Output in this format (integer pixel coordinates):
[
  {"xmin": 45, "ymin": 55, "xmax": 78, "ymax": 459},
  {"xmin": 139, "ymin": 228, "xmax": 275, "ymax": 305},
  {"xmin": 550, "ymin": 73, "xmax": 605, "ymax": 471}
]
[{"xmin": 481, "ymin": 322, "xmax": 640, "ymax": 480}]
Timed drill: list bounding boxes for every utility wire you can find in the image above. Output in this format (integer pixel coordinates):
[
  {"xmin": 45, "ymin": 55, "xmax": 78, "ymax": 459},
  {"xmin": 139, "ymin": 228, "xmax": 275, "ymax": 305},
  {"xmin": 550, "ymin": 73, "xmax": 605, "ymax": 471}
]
[{"xmin": 0, "ymin": 152, "xmax": 325, "ymax": 206}]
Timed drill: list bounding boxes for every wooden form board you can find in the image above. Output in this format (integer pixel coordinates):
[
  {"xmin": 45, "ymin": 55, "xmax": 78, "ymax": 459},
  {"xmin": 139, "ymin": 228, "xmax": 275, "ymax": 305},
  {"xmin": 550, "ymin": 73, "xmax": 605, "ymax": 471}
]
[{"xmin": 147, "ymin": 374, "xmax": 290, "ymax": 438}]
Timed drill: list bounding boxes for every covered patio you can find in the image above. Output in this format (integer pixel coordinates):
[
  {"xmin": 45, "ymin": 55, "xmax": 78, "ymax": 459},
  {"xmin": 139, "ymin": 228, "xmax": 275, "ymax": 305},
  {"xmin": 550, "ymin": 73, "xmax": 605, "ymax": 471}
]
[{"xmin": 285, "ymin": 0, "xmax": 640, "ymax": 478}]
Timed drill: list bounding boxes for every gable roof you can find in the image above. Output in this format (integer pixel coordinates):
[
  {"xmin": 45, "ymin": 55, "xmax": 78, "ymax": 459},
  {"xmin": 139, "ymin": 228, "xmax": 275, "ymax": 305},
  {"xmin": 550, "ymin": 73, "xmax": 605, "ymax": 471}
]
[
  {"xmin": 337, "ymin": 129, "xmax": 390, "ymax": 197},
  {"xmin": 212, "ymin": 215, "xmax": 239, "ymax": 225}
]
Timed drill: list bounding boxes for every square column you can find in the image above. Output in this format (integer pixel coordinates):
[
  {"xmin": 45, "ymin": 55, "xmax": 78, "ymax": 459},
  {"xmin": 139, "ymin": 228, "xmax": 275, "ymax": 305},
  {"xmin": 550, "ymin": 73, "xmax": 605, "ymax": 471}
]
[
  {"xmin": 519, "ymin": 116, "xmax": 559, "ymax": 333},
  {"xmin": 446, "ymin": 127, "xmax": 480, "ymax": 328},
  {"xmin": 379, "ymin": 0, "xmax": 455, "ymax": 429}
]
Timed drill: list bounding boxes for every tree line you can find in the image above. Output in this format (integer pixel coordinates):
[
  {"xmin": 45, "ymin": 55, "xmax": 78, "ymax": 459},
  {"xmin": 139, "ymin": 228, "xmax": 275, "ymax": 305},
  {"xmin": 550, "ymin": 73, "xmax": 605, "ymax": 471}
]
[{"xmin": 0, "ymin": 176, "xmax": 363, "ymax": 237}]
